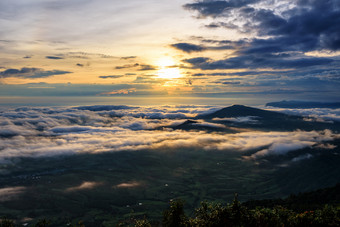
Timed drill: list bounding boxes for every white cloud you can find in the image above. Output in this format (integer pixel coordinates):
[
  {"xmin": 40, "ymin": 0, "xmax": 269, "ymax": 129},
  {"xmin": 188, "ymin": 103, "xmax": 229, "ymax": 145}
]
[
  {"xmin": 265, "ymin": 107, "xmax": 340, "ymax": 122},
  {"xmin": 192, "ymin": 120, "xmax": 226, "ymax": 128},
  {"xmin": 0, "ymin": 186, "xmax": 26, "ymax": 202},
  {"xmin": 0, "ymin": 106, "xmax": 339, "ymax": 163},
  {"xmin": 114, "ymin": 181, "xmax": 142, "ymax": 188},
  {"xmin": 292, "ymin": 153, "xmax": 313, "ymax": 162},
  {"xmin": 213, "ymin": 116, "xmax": 260, "ymax": 124},
  {"xmin": 251, "ymin": 142, "xmax": 314, "ymax": 159},
  {"xmin": 66, "ymin": 181, "xmax": 103, "ymax": 192}
]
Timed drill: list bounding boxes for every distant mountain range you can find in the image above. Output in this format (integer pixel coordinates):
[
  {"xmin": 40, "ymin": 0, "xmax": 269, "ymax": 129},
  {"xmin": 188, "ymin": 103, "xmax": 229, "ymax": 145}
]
[
  {"xmin": 266, "ymin": 100, "xmax": 340, "ymax": 109},
  {"xmin": 197, "ymin": 104, "xmax": 287, "ymax": 119},
  {"xmin": 166, "ymin": 104, "xmax": 340, "ymax": 132}
]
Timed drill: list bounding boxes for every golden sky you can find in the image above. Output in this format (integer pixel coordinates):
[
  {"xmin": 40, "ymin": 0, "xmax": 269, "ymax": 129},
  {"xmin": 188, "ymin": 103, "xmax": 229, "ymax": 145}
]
[{"xmin": 0, "ymin": 0, "xmax": 339, "ymax": 100}]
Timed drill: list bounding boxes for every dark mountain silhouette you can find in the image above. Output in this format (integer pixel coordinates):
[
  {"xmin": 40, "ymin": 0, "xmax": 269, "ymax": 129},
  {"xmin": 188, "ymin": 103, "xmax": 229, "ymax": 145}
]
[
  {"xmin": 195, "ymin": 105, "xmax": 340, "ymax": 131},
  {"xmin": 196, "ymin": 104, "xmax": 291, "ymax": 119},
  {"xmin": 158, "ymin": 105, "xmax": 340, "ymax": 132}
]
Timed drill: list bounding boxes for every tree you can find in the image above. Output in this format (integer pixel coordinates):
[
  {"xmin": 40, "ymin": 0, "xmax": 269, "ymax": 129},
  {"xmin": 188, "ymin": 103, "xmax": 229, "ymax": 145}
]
[{"xmin": 162, "ymin": 200, "xmax": 188, "ymax": 227}]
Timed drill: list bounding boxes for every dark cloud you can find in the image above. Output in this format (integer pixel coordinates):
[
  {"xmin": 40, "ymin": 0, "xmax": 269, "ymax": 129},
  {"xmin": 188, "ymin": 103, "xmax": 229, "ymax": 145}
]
[
  {"xmin": 205, "ymin": 22, "xmax": 239, "ymax": 29},
  {"xmin": 0, "ymin": 68, "xmax": 71, "ymax": 78},
  {"xmin": 183, "ymin": 0, "xmax": 259, "ymax": 18},
  {"xmin": 192, "ymin": 70, "xmax": 288, "ymax": 77},
  {"xmin": 171, "ymin": 42, "xmax": 234, "ymax": 53},
  {"xmin": 46, "ymin": 56, "xmax": 64, "ymax": 60},
  {"xmin": 76, "ymin": 63, "xmax": 84, "ymax": 67},
  {"xmin": 99, "ymin": 75, "xmax": 124, "ymax": 79},
  {"xmin": 184, "ymin": 57, "xmax": 210, "ymax": 65},
  {"xmin": 139, "ymin": 64, "xmax": 157, "ymax": 71},
  {"xmin": 115, "ymin": 63, "xmax": 139, "ymax": 69},
  {"xmin": 182, "ymin": 0, "xmax": 340, "ymax": 75},
  {"xmin": 66, "ymin": 52, "xmax": 116, "ymax": 59},
  {"xmin": 184, "ymin": 0, "xmax": 340, "ymax": 51},
  {"xmin": 133, "ymin": 75, "xmax": 166, "ymax": 84},
  {"xmin": 192, "ymin": 72, "xmax": 229, "ymax": 77},
  {"xmin": 171, "ymin": 43, "xmax": 206, "ymax": 53},
  {"xmin": 184, "ymin": 54, "xmax": 334, "ymax": 70},
  {"xmin": 115, "ymin": 63, "xmax": 157, "ymax": 71},
  {"xmin": 121, "ymin": 56, "xmax": 137, "ymax": 60},
  {"xmin": 201, "ymin": 39, "xmax": 247, "ymax": 45},
  {"xmin": 213, "ymin": 80, "xmax": 241, "ymax": 85}
]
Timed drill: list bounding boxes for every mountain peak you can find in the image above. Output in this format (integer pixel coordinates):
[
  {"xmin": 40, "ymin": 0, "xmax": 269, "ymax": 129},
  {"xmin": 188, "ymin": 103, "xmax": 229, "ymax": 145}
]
[{"xmin": 197, "ymin": 104, "xmax": 286, "ymax": 119}]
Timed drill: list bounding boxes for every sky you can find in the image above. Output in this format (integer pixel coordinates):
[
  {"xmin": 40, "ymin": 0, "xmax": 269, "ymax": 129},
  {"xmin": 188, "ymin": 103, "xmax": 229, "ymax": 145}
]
[{"xmin": 0, "ymin": 0, "xmax": 340, "ymax": 102}]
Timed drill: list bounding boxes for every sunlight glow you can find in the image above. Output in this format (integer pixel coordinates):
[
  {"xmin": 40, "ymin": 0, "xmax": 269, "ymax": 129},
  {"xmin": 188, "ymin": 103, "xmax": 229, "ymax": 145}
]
[{"xmin": 156, "ymin": 57, "xmax": 182, "ymax": 79}]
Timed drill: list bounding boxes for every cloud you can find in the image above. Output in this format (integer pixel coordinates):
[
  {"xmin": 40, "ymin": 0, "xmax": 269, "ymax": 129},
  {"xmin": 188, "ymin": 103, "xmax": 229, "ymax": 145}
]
[
  {"xmin": 115, "ymin": 63, "xmax": 157, "ymax": 71},
  {"xmin": 99, "ymin": 88, "xmax": 137, "ymax": 95},
  {"xmin": 0, "ymin": 83, "xmax": 151, "ymax": 96},
  {"xmin": 183, "ymin": 0, "xmax": 260, "ymax": 18},
  {"xmin": 50, "ymin": 126, "xmax": 113, "ymax": 134},
  {"xmin": 246, "ymin": 129, "xmax": 337, "ymax": 159},
  {"xmin": 213, "ymin": 116, "xmax": 260, "ymax": 124},
  {"xmin": 0, "ymin": 124, "xmax": 37, "ymax": 137},
  {"xmin": 0, "ymin": 105, "xmax": 338, "ymax": 163},
  {"xmin": 46, "ymin": 56, "xmax": 64, "ymax": 60},
  {"xmin": 214, "ymin": 81, "xmax": 241, "ymax": 85},
  {"xmin": 265, "ymin": 107, "xmax": 340, "ymax": 122},
  {"xmin": 171, "ymin": 43, "xmax": 206, "ymax": 53},
  {"xmin": 250, "ymin": 142, "xmax": 315, "ymax": 159},
  {"xmin": 184, "ymin": 57, "xmax": 210, "ymax": 65},
  {"xmin": 184, "ymin": 0, "xmax": 340, "ymax": 52},
  {"xmin": 115, "ymin": 63, "xmax": 139, "ymax": 69},
  {"xmin": 66, "ymin": 52, "xmax": 116, "ymax": 59},
  {"xmin": 0, "ymin": 68, "xmax": 72, "ymax": 79},
  {"xmin": 121, "ymin": 56, "xmax": 137, "ymax": 60},
  {"xmin": 133, "ymin": 76, "xmax": 167, "ymax": 84},
  {"xmin": 192, "ymin": 121, "xmax": 226, "ymax": 128},
  {"xmin": 172, "ymin": 42, "xmax": 234, "ymax": 53},
  {"xmin": 66, "ymin": 181, "xmax": 102, "ymax": 192},
  {"xmin": 182, "ymin": 0, "xmax": 340, "ymax": 79},
  {"xmin": 292, "ymin": 153, "xmax": 313, "ymax": 162},
  {"xmin": 139, "ymin": 64, "xmax": 157, "ymax": 71},
  {"xmin": 115, "ymin": 181, "xmax": 142, "ymax": 188},
  {"xmin": 184, "ymin": 55, "xmax": 334, "ymax": 70},
  {"xmin": 74, "ymin": 105, "xmax": 137, "ymax": 111},
  {"xmin": 192, "ymin": 72, "xmax": 228, "ymax": 77},
  {"xmin": 99, "ymin": 75, "xmax": 124, "ymax": 79},
  {"xmin": 0, "ymin": 186, "xmax": 26, "ymax": 202}
]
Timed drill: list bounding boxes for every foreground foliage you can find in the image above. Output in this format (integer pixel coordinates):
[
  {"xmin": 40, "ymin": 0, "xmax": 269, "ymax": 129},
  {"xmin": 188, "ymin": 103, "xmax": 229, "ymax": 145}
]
[
  {"xmin": 159, "ymin": 197, "xmax": 339, "ymax": 227},
  {"xmin": 2, "ymin": 197, "xmax": 338, "ymax": 227}
]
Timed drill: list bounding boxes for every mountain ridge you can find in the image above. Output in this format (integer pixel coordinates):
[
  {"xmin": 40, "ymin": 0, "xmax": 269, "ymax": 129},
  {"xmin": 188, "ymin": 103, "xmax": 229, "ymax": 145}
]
[{"xmin": 196, "ymin": 104, "xmax": 292, "ymax": 119}]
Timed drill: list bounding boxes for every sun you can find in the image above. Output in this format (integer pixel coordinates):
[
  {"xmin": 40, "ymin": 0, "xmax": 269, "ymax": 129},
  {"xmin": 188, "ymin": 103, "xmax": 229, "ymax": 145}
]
[
  {"xmin": 156, "ymin": 57, "xmax": 182, "ymax": 79},
  {"xmin": 158, "ymin": 67, "xmax": 182, "ymax": 79}
]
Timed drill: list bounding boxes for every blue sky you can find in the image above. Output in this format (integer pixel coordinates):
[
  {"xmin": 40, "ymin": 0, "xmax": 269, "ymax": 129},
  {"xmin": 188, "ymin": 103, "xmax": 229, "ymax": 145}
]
[{"xmin": 0, "ymin": 0, "xmax": 339, "ymax": 101}]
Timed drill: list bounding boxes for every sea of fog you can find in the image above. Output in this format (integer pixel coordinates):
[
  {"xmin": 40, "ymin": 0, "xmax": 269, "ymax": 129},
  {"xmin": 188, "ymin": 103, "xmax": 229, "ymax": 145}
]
[
  {"xmin": 1, "ymin": 101, "xmax": 340, "ymax": 162},
  {"xmin": 0, "ymin": 98, "xmax": 339, "ymax": 224}
]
